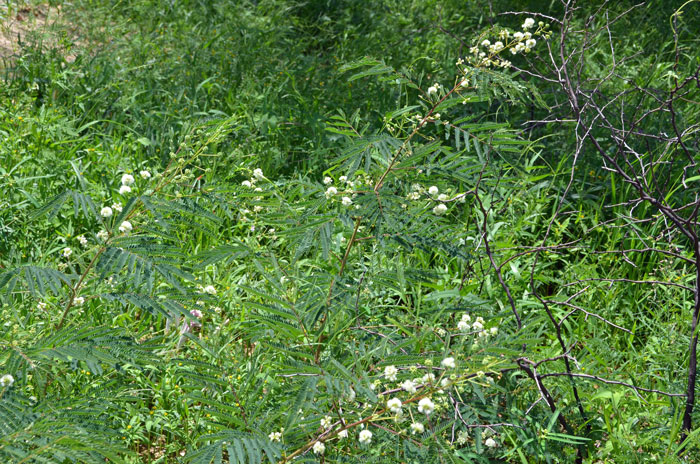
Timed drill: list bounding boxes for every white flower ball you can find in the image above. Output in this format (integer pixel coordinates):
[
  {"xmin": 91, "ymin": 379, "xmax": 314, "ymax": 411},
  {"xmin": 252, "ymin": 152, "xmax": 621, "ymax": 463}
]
[
  {"xmin": 313, "ymin": 441, "xmax": 325, "ymax": 455},
  {"xmin": 119, "ymin": 221, "xmax": 133, "ymax": 233},
  {"xmin": 358, "ymin": 429, "xmax": 372, "ymax": 444},
  {"xmin": 203, "ymin": 285, "xmax": 216, "ymax": 295},
  {"xmin": 384, "ymin": 365, "xmax": 398, "ymax": 381},
  {"xmin": 0, "ymin": 374, "xmax": 15, "ymax": 387},
  {"xmin": 433, "ymin": 204, "xmax": 448, "ymax": 215},
  {"xmin": 522, "ymin": 18, "xmax": 535, "ymax": 30},
  {"xmin": 410, "ymin": 422, "xmax": 424, "ymax": 435},
  {"xmin": 401, "ymin": 379, "xmax": 417, "ymax": 394},
  {"xmin": 387, "ymin": 397, "xmax": 402, "ymax": 413},
  {"xmin": 320, "ymin": 415, "xmax": 332, "ymax": 429},
  {"xmin": 121, "ymin": 174, "xmax": 135, "ymax": 186},
  {"xmin": 100, "ymin": 206, "xmax": 113, "ymax": 218},
  {"xmin": 417, "ymin": 397, "xmax": 435, "ymax": 415}
]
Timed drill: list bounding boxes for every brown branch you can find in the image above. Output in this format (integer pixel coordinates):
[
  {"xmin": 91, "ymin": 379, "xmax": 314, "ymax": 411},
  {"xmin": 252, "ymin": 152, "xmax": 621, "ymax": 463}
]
[{"xmin": 539, "ymin": 372, "xmax": 685, "ymax": 399}]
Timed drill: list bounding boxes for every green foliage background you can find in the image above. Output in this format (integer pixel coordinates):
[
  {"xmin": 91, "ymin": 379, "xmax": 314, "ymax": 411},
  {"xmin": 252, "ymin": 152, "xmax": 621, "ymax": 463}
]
[{"xmin": 1, "ymin": 0, "xmax": 699, "ymax": 463}]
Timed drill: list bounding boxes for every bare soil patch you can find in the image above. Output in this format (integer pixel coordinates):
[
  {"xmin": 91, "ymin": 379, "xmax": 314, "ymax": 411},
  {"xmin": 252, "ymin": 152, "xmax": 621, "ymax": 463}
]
[{"xmin": 1, "ymin": 2, "xmax": 80, "ymax": 62}]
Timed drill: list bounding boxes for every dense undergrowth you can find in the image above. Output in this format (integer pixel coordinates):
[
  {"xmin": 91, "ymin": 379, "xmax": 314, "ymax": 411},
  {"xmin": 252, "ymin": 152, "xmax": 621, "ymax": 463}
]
[{"xmin": 1, "ymin": 0, "xmax": 700, "ymax": 463}]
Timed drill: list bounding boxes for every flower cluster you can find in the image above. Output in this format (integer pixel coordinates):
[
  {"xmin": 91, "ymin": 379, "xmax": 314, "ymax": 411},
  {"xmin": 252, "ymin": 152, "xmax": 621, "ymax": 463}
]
[
  {"xmin": 96, "ymin": 170, "xmax": 149, "ymax": 239},
  {"xmin": 119, "ymin": 173, "xmax": 134, "ymax": 195},
  {"xmin": 265, "ymin": 279, "xmax": 507, "ymax": 458},
  {"xmin": 238, "ymin": 168, "xmax": 269, "ymax": 221},
  {"xmin": 463, "ymin": 17, "xmax": 548, "ymax": 70},
  {"xmin": 241, "ymin": 168, "xmax": 265, "ymax": 190},
  {"xmin": 289, "ymin": 354, "xmax": 466, "ymax": 456},
  {"xmin": 321, "ymin": 173, "xmax": 369, "ymax": 208},
  {"xmin": 405, "ymin": 183, "xmax": 466, "ymax": 215},
  {"xmin": 276, "ymin": 329, "xmax": 509, "ymax": 460},
  {"xmin": 457, "ymin": 314, "xmax": 497, "ymax": 336},
  {"xmin": 406, "ymin": 184, "xmax": 422, "ymax": 201},
  {"xmin": 456, "ymin": 314, "xmax": 499, "ymax": 350}
]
